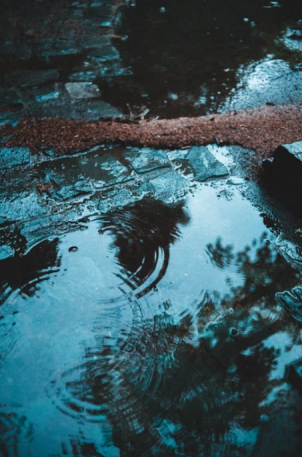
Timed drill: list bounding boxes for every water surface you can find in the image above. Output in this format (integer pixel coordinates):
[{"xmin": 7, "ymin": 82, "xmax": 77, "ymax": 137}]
[{"xmin": 1, "ymin": 185, "xmax": 302, "ymax": 456}]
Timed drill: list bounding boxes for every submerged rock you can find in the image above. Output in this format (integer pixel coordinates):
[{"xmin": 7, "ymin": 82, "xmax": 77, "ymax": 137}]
[
  {"xmin": 285, "ymin": 358, "xmax": 302, "ymax": 394},
  {"xmin": 186, "ymin": 146, "xmax": 228, "ymax": 182},
  {"xmin": 65, "ymin": 82, "xmax": 101, "ymax": 99},
  {"xmin": 276, "ymin": 286, "xmax": 302, "ymax": 322}
]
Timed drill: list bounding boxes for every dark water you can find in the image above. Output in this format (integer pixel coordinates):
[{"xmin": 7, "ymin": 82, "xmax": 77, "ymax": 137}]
[{"xmin": 1, "ymin": 186, "xmax": 302, "ymax": 456}]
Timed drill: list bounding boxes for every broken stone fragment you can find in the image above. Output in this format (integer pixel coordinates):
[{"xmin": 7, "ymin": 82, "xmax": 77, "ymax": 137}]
[
  {"xmin": 65, "ymin": 82, "xmax": 101, "ymax": 99},
  {"xmin": 285, "ymin": 358, "xmax": 302, "ymax": 395},
  {"xmin": 263, "ymin": 141, "xmax": 302, "ymax": 212},
  {"xmin": 185, "ymin": 146, "xmax": 228, "ymax": 182},
  {"xmin": 276, "ymin": 286, "xmax": 302, "ymax": 322}
]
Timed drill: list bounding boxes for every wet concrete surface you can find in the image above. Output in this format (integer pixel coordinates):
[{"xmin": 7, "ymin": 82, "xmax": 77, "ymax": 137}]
[{"xmin": 2, "ymin": 1, "xmax": 302, "ymax": 457}]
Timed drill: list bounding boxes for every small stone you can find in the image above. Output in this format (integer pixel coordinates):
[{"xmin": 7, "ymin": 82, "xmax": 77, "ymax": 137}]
[
  {"xmin": 69, "ymin": 246, "xmax": 79, "ymax": 252},
  {"xmin": 65, "ymin": 82, "xmax": 101, "ymax": 99}
]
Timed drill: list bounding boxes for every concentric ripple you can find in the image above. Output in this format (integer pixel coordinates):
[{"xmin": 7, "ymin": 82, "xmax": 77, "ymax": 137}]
[{"xmin": 98, "ymin": 198, "xmax": 189, "ymax": 300}]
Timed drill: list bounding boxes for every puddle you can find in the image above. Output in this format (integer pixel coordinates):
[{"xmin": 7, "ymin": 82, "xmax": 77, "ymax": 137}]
[{"xmin": 1, "ymin": 185, "xmax": 302, "ymax": 456}]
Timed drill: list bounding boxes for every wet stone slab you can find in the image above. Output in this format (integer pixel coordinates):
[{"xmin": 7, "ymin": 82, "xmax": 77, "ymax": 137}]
[
  {"xmin": 149, "ymin": 171, "xmax": 190, "ymax": 204},
  {"xmin": 186, "ymin": 146, "xmax": 229, "ymax": 181},
  {"xmin": 36, "ymin": 147, "xmax": 132, "ymax": 202},
  {"xmin": 125, "ymin": 147, "xmax": 171, "ymax": 174}
]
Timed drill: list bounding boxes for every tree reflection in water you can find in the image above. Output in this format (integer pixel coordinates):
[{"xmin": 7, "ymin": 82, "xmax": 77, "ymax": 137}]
[
  {"xmin": 0, "ymin": 410, "xmax": 33, "ymax": 457},
  {"xmin": 55, "ymin": 229, "xmax": 302, "ymax": 456},
  {"xmin": 99, "ymin": 198, "xmax": 190, "ymax": 298}
]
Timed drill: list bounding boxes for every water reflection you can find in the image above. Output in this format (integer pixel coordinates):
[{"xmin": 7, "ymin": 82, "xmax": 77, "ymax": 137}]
[
  {"xmin": 103, "ymin": 0, "xmax": 302, "ymax": 116},
  {"xmin": 51, "ymin": 233, "xmax": 302, "ymax": 456},
  {"xmin": 0, "ymin": 410, "xmax": 33, "ymax": 457},
  {"xmin": 99, "ymin": 198, "xmax": 189, "ymax": 298},
  {"xmin": 0, "ymin": 237, "xmax": 61, "ymax": 305},
  {"xmin": 1, "ymin": 193, "xmax": 302, "ymax": 456}
]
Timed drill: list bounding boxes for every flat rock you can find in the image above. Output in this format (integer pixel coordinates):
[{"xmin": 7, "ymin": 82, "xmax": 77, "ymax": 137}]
[
  {"xmin": 186, "ymin": 146, "xmax": 228, "ymax": 182},
  {"xmin": 65, "ymin": 82, "xmax": 101, "ymax": 99},
  {"xmin": 276, "ymin": 286, "xmax": 302, "ymax": 322}
]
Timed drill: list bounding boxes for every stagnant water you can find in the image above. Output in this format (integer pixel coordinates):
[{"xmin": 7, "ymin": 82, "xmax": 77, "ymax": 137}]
[{"xmin": 1, "ymin": 184, "xmax": 302, "ymax": 456}]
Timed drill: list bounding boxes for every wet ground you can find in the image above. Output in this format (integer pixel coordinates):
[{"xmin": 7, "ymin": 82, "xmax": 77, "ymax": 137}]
[{"xmin": 2, "ymin": 1, "xmax": 302, "ymax": 457}]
